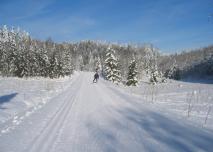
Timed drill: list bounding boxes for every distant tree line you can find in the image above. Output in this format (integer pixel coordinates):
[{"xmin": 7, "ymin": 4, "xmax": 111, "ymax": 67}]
[
  {"xmin": 0, "ymin": 25, "xmax": 212, "ymax": 83},
  {"xmin": 0, "ymin": 26, "xmax": 73, "ymax": 78},
  {"xmin": 159, "ymin": 46, "xmax": 213, "ymax": 79}
]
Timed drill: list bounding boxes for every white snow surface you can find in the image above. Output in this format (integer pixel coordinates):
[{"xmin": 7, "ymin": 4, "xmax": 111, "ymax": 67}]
[{"xmin": 0, "ymin": 72, "xmax": 213, "ymax": 152}]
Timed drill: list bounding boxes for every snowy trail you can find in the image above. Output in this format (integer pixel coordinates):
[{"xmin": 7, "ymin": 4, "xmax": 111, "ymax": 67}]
[
  {"xmin": 0, "ymin": 72, "xmax": 213, "ymax": 152},
  {"xmin": 25, "ymin": 75, "xmax": 84, "ymax": 152}
]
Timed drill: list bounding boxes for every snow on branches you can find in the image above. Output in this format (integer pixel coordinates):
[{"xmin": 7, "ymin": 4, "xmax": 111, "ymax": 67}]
[
  {"xmin": 126, "ymin": 59, "xmax": 138, "ymax": 86},
  {"xmin": 0, "ymin": 26, "xmax": 73, "ymax": 78},
  {"xmin": 104, "ymin": 47, "xmax": 121, "ymax": 84}
]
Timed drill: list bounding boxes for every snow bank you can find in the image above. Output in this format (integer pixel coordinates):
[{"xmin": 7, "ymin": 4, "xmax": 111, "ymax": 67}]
[{"xmin": 0, "ymin": 72, "xmax": 79, "ymax": 125}]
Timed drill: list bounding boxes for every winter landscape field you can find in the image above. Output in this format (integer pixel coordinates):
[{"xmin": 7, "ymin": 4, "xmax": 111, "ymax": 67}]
[
  {"xmin": 1, "ymin": 0, "xmax": 213, "ymax": 151},
  {"xmin": 0, "ymin": 72, "xmax": 213, "ymax": 152}
]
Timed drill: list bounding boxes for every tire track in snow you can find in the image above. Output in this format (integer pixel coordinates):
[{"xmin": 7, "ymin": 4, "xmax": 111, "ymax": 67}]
[{"xmin": 24, "ymin": 75, "xmax": 84, "ymax": 152}]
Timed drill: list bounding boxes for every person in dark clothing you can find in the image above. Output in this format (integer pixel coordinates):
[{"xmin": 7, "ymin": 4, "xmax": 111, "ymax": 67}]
[{"xmin": 93, "ymin": 72, "xmax": 99, "ymax": 83}]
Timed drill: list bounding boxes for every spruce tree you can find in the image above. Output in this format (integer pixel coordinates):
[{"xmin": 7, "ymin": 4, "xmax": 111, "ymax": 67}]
[
  {"xmin": 95, "ymin": 57, "xmax": 101, "ymax": 71},
  {"xmin": 165, "ymin": 65, "xmax": 181, "ymax": 80},
  {"xmin": 104, "ymin": 47, "xmax": 121, "ymax": 84},
  {"xmin": 59, "ymin": 51, "xmax": 73, "ymax": 77},
  {"xmin": 49, "ymin": 52, "xmax": 58, "ymax": 78},
  {"xmin": 126, "ymin": 59, "xmax": 138, "ymax": 86},
  {"xmin": 150, "ymin": 65, "xmax": 159, "ymax": 84}
]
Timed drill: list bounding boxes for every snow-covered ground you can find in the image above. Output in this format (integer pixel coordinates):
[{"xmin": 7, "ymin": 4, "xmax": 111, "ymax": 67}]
[
  {"xmin": 0, "ymin": 72, "xmax": 213, "ymax": 152},
  {"xmin": 0, "ymin": 72, "xmax": 79, "ymax": 131},
  {"xmin": 115, "ymin": 79, "xmax": 213, "ymax": 130}
]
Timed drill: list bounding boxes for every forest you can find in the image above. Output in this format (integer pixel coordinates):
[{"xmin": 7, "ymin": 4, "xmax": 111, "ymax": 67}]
[{"xmin": 0, "ymin": 25, "xmax": 212, "ymax": 84}]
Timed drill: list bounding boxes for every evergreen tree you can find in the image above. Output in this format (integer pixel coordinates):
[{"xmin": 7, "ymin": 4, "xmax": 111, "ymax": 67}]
[
  {"xmin": 58, "ymin": 50, "xmax": 73, "ymax": 77},
  {"xmin": 49, "ymin": 52, "xmax": 59, "ymax": 78},
  {"xmin": 1, "ymin": 25, "xmax": 9, "ymax": 43},
  {"xmin": 37, "ymin": 46, "xmax": 50, "ymax": 77},
  {"xmin": 150, "ymin": 70, "xmax": 158, "ymax": 84},
  {"xmin": 165, "ymin": 63, "xmax": 181, "ymax": 80},
  {"xmin": 126, "ymin": 59, "xmax": 138, "ymax": 86},
  {"xmin": 104, "ymin": 47, "xmax": 121, "ymax": 84},
  {"xmin": 95, "ymin": 57, "xmax": 101, "ymax": 71},
  {"xmin": 150, "ymin": 65, "xmax": 159, "ymax": 84},
  {"xmin": 14, "ymin": 36, "xmax": 31, "ymax": 77},
  {"xmin": 78, "ymin": 55, "xmax": 84, "ymax": 71},
  {"xmin": 13, "ymin": 50, "xmax": 28, "ymax": 77}
]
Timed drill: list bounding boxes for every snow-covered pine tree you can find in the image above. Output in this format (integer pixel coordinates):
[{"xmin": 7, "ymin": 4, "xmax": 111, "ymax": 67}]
[
  {"xmin": 27, "ymin": 41, "xmax": 38, "ymax": 77},
  {"xmin": 58, "ymin": 50, "xmax": 73, "ymax": 77},
  {"xmin": 1, "ymin": 25, "xmax": 9, "ymax": 43},
  {"xmin": 144, "ymin": 45, "xmax": 162, "ymax": 84},
  {"xmin": 4, "ymin": 26, "xmax": 18, "ymax": 76},
  {"xmin": 150, "ymin": 57, "xmax": 162, "ymax": 84},
  {"xmin": 37, "ymin": 45, "xmax": 50, "ymax": 77},
  {"xmin": 49, "ymin": 51, "xmax": 59, "ymax": 78},
  {"xmin": 164, "ymin": 60, "xmax": 181, "ymax": 80},
  {"xmin": 0, "ymin": 26, "xmax": 9, "ymax": 76},
  {"xmin": 104, "ymin": 47, "xmax": 121, "ymax": 84},
  {"xmin": 126, "ymin": 59, "xmax": 138, "ymax": 86},
  {"xmin": 95, "ymin": 56, "xmax": 101, "ymax": 71},
  {"xmin": 14, "ymin": 32, "xmax": 32, "ymax": 77},
  {"xmin": 78, "ymin": 55, "xmax": 84, "ymax": 71},
  {"xmin": 150, "ymin": 65, "xmax": 159, "ymax": 85},
  {"xmin": 0, "ymin": 25, "xmax": 14, "ymax": 76}
]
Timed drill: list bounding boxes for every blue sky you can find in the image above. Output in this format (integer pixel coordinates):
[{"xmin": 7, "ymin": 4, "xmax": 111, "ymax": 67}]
[{"xmin": 0, "ymin": 0, "xmax": 212, "ymax": 53}]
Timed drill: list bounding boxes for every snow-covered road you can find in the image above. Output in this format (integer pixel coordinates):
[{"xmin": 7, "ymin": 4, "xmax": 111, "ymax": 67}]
[{"xmin": 0, "ymin": 72, "xmax": 213, "ymax": 152}]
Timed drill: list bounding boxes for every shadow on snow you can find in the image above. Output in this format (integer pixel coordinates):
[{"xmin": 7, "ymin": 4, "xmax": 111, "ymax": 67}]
[
  {"xmin": 87, "ymin": 107, "xmax": 213, "ymax": 152},
  {"xmin": 0, "ymin": 93, "xmax": 18, "ymax": 109},
  {"xmin": 86, "ymin": 84, "xmax": 213, "ymax": 152}
]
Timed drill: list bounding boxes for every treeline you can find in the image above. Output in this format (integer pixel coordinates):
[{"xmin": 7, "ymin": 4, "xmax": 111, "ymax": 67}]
[
  {"xmin": 159, "ymin": 46, "xmax": 213, "ymax": 79},
  {"xmin": 0, "ymin": 25, "xmax": 212, "ymax": 82},
  {"xmin": 0, "ymin": 25, "xmax": 160, "ymax": 81},
  {"xmin": 0, "ymin": 26, "xmax": 73, "ymax": 78}
]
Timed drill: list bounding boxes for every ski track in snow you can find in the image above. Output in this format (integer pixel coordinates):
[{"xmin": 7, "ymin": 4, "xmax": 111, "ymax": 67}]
[
  {"xmin": 0, "ymin": 72, "xmax": 213, "ymax": 152},
  {"xmin": 25, "ymin": 75, "xmax": 84, "ymax": 152}
]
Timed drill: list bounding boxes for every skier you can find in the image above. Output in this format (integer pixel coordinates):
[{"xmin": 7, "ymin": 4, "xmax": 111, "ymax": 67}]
[{"xmin": 93, "ymin": 72, "xmax": 99, "ymax": 83}]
